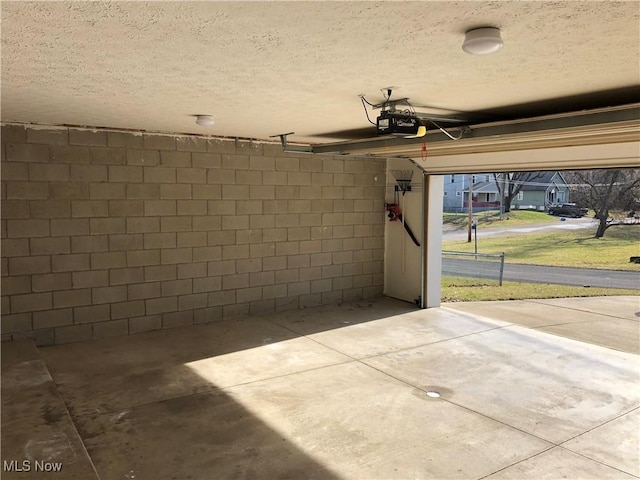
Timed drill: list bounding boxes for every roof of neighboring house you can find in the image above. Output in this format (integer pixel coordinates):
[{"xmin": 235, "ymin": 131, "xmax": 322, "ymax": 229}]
[
  {"xmin": 520, "ymin": 172, "xmax": 568, "ymax": 191},
  {"xmin": 470, "ymin": 181, "xmax": 499, "ymax": 193}
]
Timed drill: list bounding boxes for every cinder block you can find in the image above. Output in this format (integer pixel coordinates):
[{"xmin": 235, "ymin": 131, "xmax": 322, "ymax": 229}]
[
  {"xmin": 6, "ymin": 182, "xmax": 49, "ymax": 200},
  {"xmin": 191, "ymin": 217, "xmax": 221, "ymax": 232},
  {"xmin": 207, "ymin": 139, "xmax": 236, "ymax": 154},
  {"xmin": 69, "ymin": 129, "xmax": 107, "ymax": 146},
  {"xmin": 287, "ymin": 254, "xmax": 310, "ymax": 269},
  {"xmin": 49, "ymin": 145, "xmax": 90, "ymax": 164},
  {"xmin": 91, "ymin": 251, "xmax": 126, "ymax": 270},
  {"xmin": 27, "ymin": 128, "xmax": 68, "ymax": 145},
  {"xmin": 311, "ymin": 172, "xmax": 333, "ymax": 186},
  {"xmin": 92, "ymin": 285, "xmax": 127, "ymax": 304},
  {"xmin": 127, "ymin": 183, "xmax": 160, "ymax": 199},
  {"xmin": 89, "ymin": 217, "xmax": 126, "ymax": 235},
  {"xmin": 1, "ymin": 275, "xmax": 31, "ymax": 295},
  {"xmin": 55, "ymin": 324, "xmax": 92, "ymax": 344},
  {"xmin": 9, "ymin": 255, "xmax": 51, "ymax": 275},
  {"xmin": 1, "ymin": 162, "xmax": 29, "ymax": 181},
  {"xmin": 51, "ymin": 253, "xmax": 90, "ymax": 272},
  {"xmin": 1, "ymin": 295, "xmax": 9, "ymax": 315},
  {"xmin": 176, "ymin": 136, "xmax": 207, "ymax": 152},
  {"xmin": 109, "ymin": 267, "xmax": 144, "ymax": 286},
  {"xmin": 1, "ymin": 313, "xmax": 32, "ymax": 333},
  {"xmin": 178, "ymin": 293, "xmax": 208, "ymax": 311},
  {"xmin": 207, "ymin": 230, "xmax": 236, "ymax": 246},
  {"xmin": 322, "ymin": 264, "xmax": 343, "ymax": 278},
  {"xmin": 72, "ymin": 270, "xmax": 109, "ymax": 288},
  {"xmin": 162, "ymin": 310, "xmax": 194, "ymax": 328},
  {"xmin": 161, "ymin": 279, "xmax": 192, "ymax": 297},
  {"xmin": 144, "ymin": 265, "xmax": 177, "ymax": 282},
  {"xmin": 343, "ymin": 263, "xmax": 364, "ymax": 276},
  {"xmin": 11, "ymin": 292, "xmax": 53, "ymax": 312},
  {"xmin": 129, "ymin": 315, "xmax": 162, "ymax": 334},
  {"xmin": 193, "ymin": 246, "xmax": 222, "ymax": 262},
  {"xmin": 333, "ymin": 173, "xmax": 355, "ymax": 187},
  {"xmin": 1, "ymin": 238, "xmax": 29, "ymax": 258},
  {"xmin": 276, "ymin": 269, "xmax": 298, "ymax": 284},
  {"xmin": 146, "ymin": 296, "xmax": 177, "ymax": 315},
  {"xmin": 222, "ymin": 154, "xmax": 249, "ymax": 170},
  {"xmin": 299, "ymin": 157, "xmax": 323, "ymax": 172},
  {"xmin": 249, "ymin": 155, "xmax": 275, "ymax": 171},
  {"xmin": 193, "ymin": 276, "xmax": 222, "ymax": 293},
  {"xmin": 353, "ymin": 249, "xmax": 373, "ymax": 263},
  {"xmin": 109, "ymin": 200, "xmax": 144, "ymax": 217},
  {"xmin": 363, "ymin": 261, "xmax": 383, "ymax": 274},
  {"xmin": 221, "ymin": 244, "xmax": 248, "ymax": 260},
  {"xmin": 343, "ymin": 213, "xmax": 363, "ymax": 225},
  {"xmin": 127, "ymin": 249, "xmax": 160, "ymax": 267},
  {"xmin": 208, "ymin": 290, "xmax": 236, "ymax": 307},
  {"xmin": 107, "ymin": 131, "xmax": 144, "ymax": 149},
  {"xmin": 262, "ymin": 284, "xmax": 287, "ymax": 299},
  {"xmin": 275, "ymin": 157, "xmax": 299, "ymax": 172},
  {"xmin": 261, "ymin": 227, "xmax": 286, "ymax": 242},
  {"xmin": 322, "ymin": 187, "xmax": 344, "ymax": 200},
  {"xmin": 288, "ymin": 281, "xmax": 311, "ymax": 296},
  {"xmin": 250, "ymin": 242, "xmax": 276, "ymax": 258},
  {"xmin": 299, "ymin": 240, "xmax": 322, "ymax": 254},
  {"xmin": 126, "ymin": 149, "xmax": 159, "ymax": 166},
  {"xmin": 194, "ymin": 306, "xmax": 223, "ymax": 324},
  {"xmin": 72, "ymin": 303, "xmax": 109, "ymax": 324},
  {"xmin": 353, "ymin": 274, "xmax": 373, "ymax": 288},
  {"xmin": 161, "ymin": 184, "xmax": 192, "ymax": 199},
  {"xmin": 52, "ymin": 288, "xmax": 91, "ymax": 308},
  {"xmin": 160, "ymin": 216, "xmax": 192, "ymax": 232},
  {"xmin": 144, "ymin": 232, "xmax": 176, "ymax": 249},
  {"xmin": 262, "ymin": 256, "xmax": 287, "ymax": 271},
  {"xmin": 127, "ymin": 217, "xmax": 160, "ymax": 234},
  {"xmin": 250, "ymin": 271, "xmax": 275, "ymax": 287},
  {"xmin": 32, "ymin": 272, "xmax": 72, "ymax": 292},
  {"xmin": 2, "ymin": 124, "xmax": 27, "ymax": 142},
  {"xmin": 207, "ymin": 260, "xmax": 236, "ymax": 276},
  {"xmin": 263, "ymin": 200, "xmax": 289, "ymax": 214},
  {"xmin": 91, "ymin": 147, "xmax": 127, "ymax": 166},
  {"xmin": 111, "ymin": 300, "xmax": 145, "ymax": 319},
  {"xmin": 177, "ymin": 262, "xmax": 207, "ymax": 279},
  {"xmin": 332, "ymin": 277, "xmax": 353, "ymax": 291},
  {"xmin": 161, "ymin": 248, "xmax": 192, "ymax": 265},
  {"xmin": 109, "ymin": 233, "xmax": 144, "ymax": 251},
  {"xmin": 128, "ymin": 282, "xmax": 161, "ymax": 300},
  {"xmin": 343, "ymin": 288, "xmax": 364, "ymax": 302},
  {"xmin": 160, "ymin": 151, "xmax": 190, "ymax": 167},
  {"xmin": 236, "ymin": 229, "xmax": 263, "ymax": 245},
  {"xmin": 222, "ymin": 273, "xmax": 249, "ymax": 290},
  {"xmin": 32, "ymin": 308, "xmax": 71, "ymax": 329},
  {"xmin": 222, "ymin": 215, "xmax": 249, "ymax": 230},
  {"xmin": 299, "ymin": 293, "xmax": 322, "ymax": 309},
  {"xmin": 177, "ymin": 232, "xmax": 207, "ymax": 248},
  {"xmin": 299, "ymin": 266, "xmax": 322, "ymax": 281},
  {"xmin": 6, "ymin": 143, "xmax": 49, "ymax": 163},
  {"xmin": 71, "ymin": 200, "xmax": 108, "ymax": 218},
  {"xmin": 69, "ymin": 164, "xmax": 108, "ymax": 182},
  {"xmin": 71, "ymin": 235, "xmax": 109, "ymax": 253},
  {"xmin": 263, "ymin": 171, "xmax": 288, "ymax": 185},
  {"xmin": 144, "ymin": 167, "xmax": 176, "ymax": 183},
  {"xmin": 323, "ymin": 158, "xmax": 344, "ymax": 173},
  {"xmin": 236, "ymin": 170, "xmax": 262, "ymax": 185},
  {"xmin": 219, "ymin": 185, "xmax": 246, "ymax": 201},
  {"xmin": 223, "ymin": 303, "xmax": 250, "ymax": 319},
  {"xmin": 192, "ymin": 185, "xmax": 222, "ymax": 200},
  {"xmin": 191, "ymin": 152, "xmax": 221, "ymax": 169},
  {"xmin": 322, "ymin": 239, "xmax": 343, "ymax": 253},
  {"xmin": 108, "ymin": 165, "xmax": 143, "ymax": 183},
  {"xmin": 144, "ymin": 200, "xmax": 176, "ymax": 216},
  {"xmin": 249, "ymin": 185, "xmax": 275, "ymax": 200},
  {"xmin": 177, "ymin": 200, "xmax": 207, "ymax": 216},
  {"xmin": 7, "ymin": 219, "xmax": 50, "ymax": 238},
  {"xmin": 143, "ymin": 134, "xmax": 175, "ymax": 151},
  {"xmin": 49, "ymin": 182, "xmax": 89, "ymax": 200},
  {"xmin": 93, "ymin": 319, "xmax": 128, "ymax": 339},
  {"xmin": 236, "ymin": 287, "xmax": 262, "ymax": 303},
  {"xmin": 90, "ymin": 183, "xmax": 126, "ymax": 199},
  {"xmin": 30, "ymin": 237, "xmax": 70, "ymax": 255},
  {"xmin": 322, "ymin": 290, "xmax": 343, "ymax": 305},
  {"xmin": 275, "ymin": 242, "xmax": 299, "ymax": 256}
]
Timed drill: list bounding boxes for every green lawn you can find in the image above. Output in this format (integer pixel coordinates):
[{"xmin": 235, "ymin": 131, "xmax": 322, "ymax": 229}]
[
  {"xmin": 443, "ymin": 210, "xmax": 556, "ymax": 229},
  {"xmin": 442, "ymin": 276, "xmax": 638, "ymax": 302},
  {"xmin": 443, "ymin": 226, "xmax": 640, "ymax": 271}
]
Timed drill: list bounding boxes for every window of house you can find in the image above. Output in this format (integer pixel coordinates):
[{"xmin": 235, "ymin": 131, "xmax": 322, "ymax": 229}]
[
  {"xmin": 456, "ymin": 191, "xmax": 461, "ymax": 196},
  {"xmin": 451, "ymin": 174, "xmax": 455, "ymax": 183},
  {"xmin": 444, "ymin": 191, "xmax": 448, "ymax": 196},
  {"xmin": 485, "ymin": 175, "xmax": 490, "ymax": 182},
  {"xmin": 517, "ymin": 192, "xmax": 524, "ymax": 200}
]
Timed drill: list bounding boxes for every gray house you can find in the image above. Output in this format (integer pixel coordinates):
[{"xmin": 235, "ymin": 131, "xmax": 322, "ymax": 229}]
[{"xmin": 443, "ymin": 172, "xmax": 569, "ymax": 212}]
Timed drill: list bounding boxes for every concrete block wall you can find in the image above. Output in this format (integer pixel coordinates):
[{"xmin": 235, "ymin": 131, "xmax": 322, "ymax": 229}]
[{"xmin": 1, "ymin": 125, "xmax": 386, "ymax": 345}]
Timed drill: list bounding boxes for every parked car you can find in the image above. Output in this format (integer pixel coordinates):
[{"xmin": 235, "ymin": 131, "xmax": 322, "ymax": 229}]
[{"xmin": 547, "ymin": 203, "xmax": 588, "ymax": 218}]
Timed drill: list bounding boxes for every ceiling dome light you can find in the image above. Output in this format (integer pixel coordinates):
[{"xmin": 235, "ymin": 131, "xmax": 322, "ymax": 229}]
[
  {"xmin": 462, "ymin": 27, "xmax": 503, "ymax": 55},
  {"xmin": 195, "ymin": 115, "xmax": 215, "ymax": 127}
]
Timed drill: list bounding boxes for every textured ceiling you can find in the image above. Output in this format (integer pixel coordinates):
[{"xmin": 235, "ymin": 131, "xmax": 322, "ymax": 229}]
[{"xmin": 2, "ymin": 1, "xmax": 639, "ymax": 143}]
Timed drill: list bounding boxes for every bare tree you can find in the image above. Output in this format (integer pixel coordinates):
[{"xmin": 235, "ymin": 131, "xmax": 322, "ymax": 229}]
[
  {"xmin": 493, "ymin": 172, "xmax": 546, "ymax": 213},
  {"xmin": 567, "ymin": 169, "xmax": 640, "ymax": 238}
]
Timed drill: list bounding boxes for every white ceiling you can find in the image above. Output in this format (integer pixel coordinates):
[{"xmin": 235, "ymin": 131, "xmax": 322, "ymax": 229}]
[{"xmin": 2, "ymin": 1, "xmax": 639, "ymax": 144}]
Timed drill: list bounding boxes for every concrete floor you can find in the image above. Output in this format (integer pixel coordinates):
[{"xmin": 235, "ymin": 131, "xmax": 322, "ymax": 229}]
[{"xmin": 2, "ymin": 296, "xmax": 639, "ymax": 479}]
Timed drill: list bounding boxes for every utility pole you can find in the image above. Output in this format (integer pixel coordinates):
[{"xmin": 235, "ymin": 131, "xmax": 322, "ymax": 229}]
[{"xmin": 467, "ymin": 175, "xmax": 473, "ymax": 243}]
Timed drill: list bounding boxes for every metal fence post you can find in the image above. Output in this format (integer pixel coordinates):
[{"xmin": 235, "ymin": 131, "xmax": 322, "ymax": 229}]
[{"xmin": 499, "ymin": 252, "xmax": 505, "ymax": 286}]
